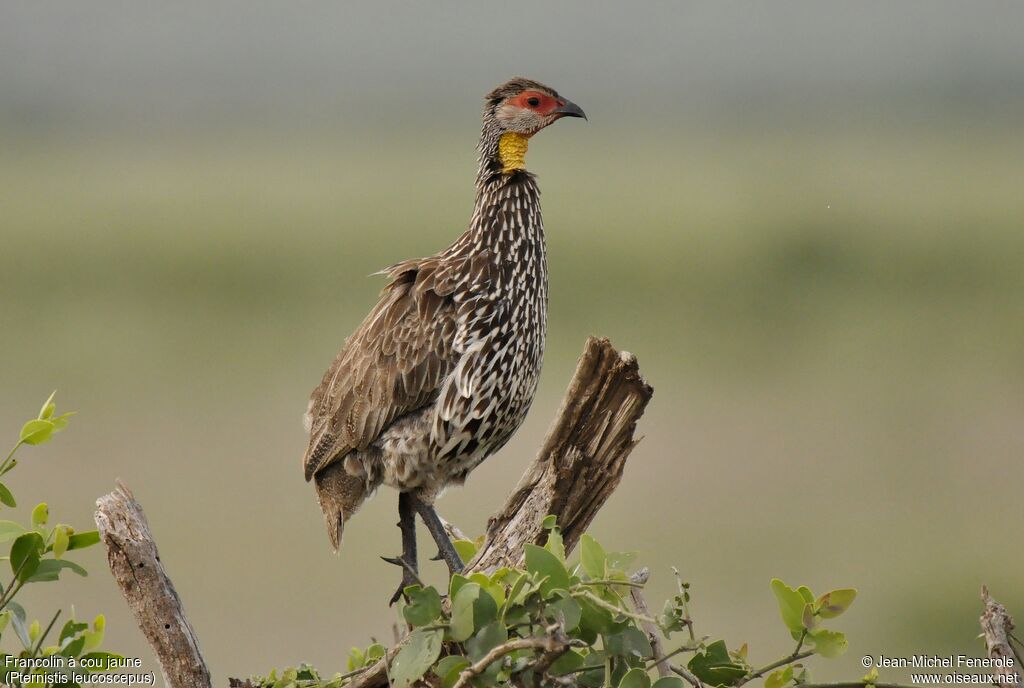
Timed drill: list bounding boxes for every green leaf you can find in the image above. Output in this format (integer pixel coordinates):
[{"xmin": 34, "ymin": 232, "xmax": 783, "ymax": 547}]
[
  {"xmin": 618, "ymin": 667, "xmax": 652, "ymax": 688},
  {"xmin": 453, "ymin": 539, "xmax": 478, "ymax": 563},
  {"xmin": 31, "ymin": 502, "xmax": 49, "ymax": 528},
  {"xmin": 20, "ymin": 419, "xmax": 55, "ymax": 446},
  {"xmin": 468, "ymin": 572, "xmax": 506, "ymax": 608},
  {"xmin": 545, "ymin": 527, "xmax": 566, "ymax": 562},
  {"xmin": 810, "ymin": 629, "xmax": 848, "ymax": 658},
  {"xmin": 466, "ymin": 620, "xmax": 507, "ymax": 662},
  {"xmin": 27, "ymin": 558, "xmax": 89, "ymax": 582},
  {"xmin": 59, "ymin": 620, "xmax": 89, "ymax": 644},
  {"xmin": 0, "ymin": 520, "xmax": 26, "ymax": 543},
  {"xmin": 53, "ymin": 526, "xmax": 70, "ymax": 559},
  {"xmin": 797, "ymin": 586, "xmax": 814, "ymax": 604},
  {"xmin": 580, "ymin": 534, "xmax": 607, "ymax": 579},
  {"xmin": 765, "ymin": 666, "xmax": 794, "ymax": 688},
  {"xmin": 652, "ymin": 679, "xmax": 687, "ymax": 688},
  {"xmin": 67, "ymin": 530, "xmax": 101, "ymax": 550},
  {"xmin": 6, "ymin": 602, "xmax": 29, "ymax": 650},
  {"xmin": 544, "ymin": 594, "xmax": 582, "ymax": 632},
  {"xmin": 10, "ymin": 532, "xmax": 44, "ymax": 581},
  {"xmin": 50, "ymin": 412, "xmax": 75, "ymax": 432},
  {"xmin": 687, "ymin": 640, "xmax": 748, "ymax": 686},
  {"xmin": 577, "ymin": 594, "xmax": 623, "ymax": 637},
  {"xmin": 0, "ymin": 483, "xmax": 16, "ymax": 508},
  {"xmin": 549, "ymin": 649, "xmax": 586, "ymax": 676},
  {"xmin": 390, "ymin": 628, "xmax": 443, "ymax": 688},
  {"xmin": 81, "ymin": 615, "xmax": 106, "ymax": 653},
  {"xmin": 6, "ymin": 603, "xmax": 25, "ymax": 620},
  {"xmin": 770, "ymin": 579, "xmax": 806, "ymax": 633},
  {"xmin": 524, "ymin": 544, "xmax": 570, "ymax": 596},
  {"xmin": 472, "ymin": 585, "xmax": 498, "ymax": 628},
  {"xmin": 365, "ymin": 643, "xmax": 386, "ymax": 663},
  {"xmin": 61, "ymin": 636, "xmax": 86, "ymax": 657},
  {"xmin": 448, "ymin": 585, "xmax": 476, "ymax": 642},
  {"xmin": 607, "ymin": 627, "xmax": 653, "ymax": 660},
  {"xmin": 434, "ymin": 655, "xmax": 469, "ymax": 688},
  {"xmin": 816, "ymin": 589, "xmax": 857, "ymax": 619},
  {"xmin": 295, "ymin": 665, "xmax": 318, "ymax": 681},
  {"xmin": 39, "ymin": 392, "xmax": 58, "ymax": 420},
  {"xmin": 605, "ymin": 551, "xmax": 637, "ymax": 572},
  {"xmin": 541, "ymin": 515, "xmax": 558, "ymax": 530},
  {"xmin": 402, "ymin": 585, "xmax": 442, "ymax": 627},
  {"xmin": 504, "ymin": 570, "xmax": 529, "ymax": 609},
  {"xmin": 347, "ymin": 647, "xmax": 366, "ymax": 671},
  {"xmin": 658, "ymin": 596, "xmax": 687, "ymax": 637},
  {"xmin": 801, "ymin": 603, "xmax": 817, "ymax": 631},
  {"xmin": 449, "ymin": 573, "xmax": 470, "ymax": 599}
]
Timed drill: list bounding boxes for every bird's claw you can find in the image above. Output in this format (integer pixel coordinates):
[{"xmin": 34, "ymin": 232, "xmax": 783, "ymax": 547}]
[
  {"xmin": 389, "ymin": 583, "xmax": 410, "ymax": 606},
  {"xmin": 382, "ymin": 555, "xmax": 419, "ymax": 606}
]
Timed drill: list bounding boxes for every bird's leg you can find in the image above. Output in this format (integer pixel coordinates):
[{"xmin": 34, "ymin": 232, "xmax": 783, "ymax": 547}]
[
  {"xmin": 382, "ymin": 491, "xmax": 419, "ymax": 605},
  {"xmin": 411, "ymin": 496, "xmax": 465, "ymax": 576}
]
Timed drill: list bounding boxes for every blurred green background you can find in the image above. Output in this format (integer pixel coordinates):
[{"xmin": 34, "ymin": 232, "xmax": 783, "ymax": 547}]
[{"xmin": 2, "ymin": 1, "xmax": 1023, "ymax": 684}]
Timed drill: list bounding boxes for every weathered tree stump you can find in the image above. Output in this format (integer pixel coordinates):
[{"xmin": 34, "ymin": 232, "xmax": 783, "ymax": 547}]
[{"xmin": 95, "ymin": 481, "xmax": 212, "ymax": 688}]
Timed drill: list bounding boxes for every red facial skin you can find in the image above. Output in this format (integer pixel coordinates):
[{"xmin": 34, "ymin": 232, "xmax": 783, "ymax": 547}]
[{"xmin": 507, "ymin": 91, "xmax": 565, "ymax": 116}]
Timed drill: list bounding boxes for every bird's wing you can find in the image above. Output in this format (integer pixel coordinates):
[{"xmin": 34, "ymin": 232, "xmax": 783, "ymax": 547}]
[{"xmin": 302, "ymin": 256, "xmax": 467, "ymax": 481}]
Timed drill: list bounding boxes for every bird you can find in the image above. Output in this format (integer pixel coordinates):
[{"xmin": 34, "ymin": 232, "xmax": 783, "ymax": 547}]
[{"xmin": 302, "ymin": 78, "xmax": 586, "ymax": 602}]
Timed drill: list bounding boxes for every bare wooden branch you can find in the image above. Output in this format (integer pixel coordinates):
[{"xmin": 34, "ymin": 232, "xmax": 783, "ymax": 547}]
[
  {"xmin": 470, "ymin": 336, "xmax": 653, "ymax": 570},
  {"xmin": 979, "ymin": 586, "xmax": 1023, "ymax": 687},
  {"xmin": 95, "ymin": 481, "xmax": 212, "ymax": 688},
  {"xmin": 451, "ymin": 623, "xmax": 573, "ymax": 688},
  {"xmin": 350, "ymin": 336, "xmax": 652, "ymax": 688},
  {"xmin": 630, "ymin": 568, "xmax": 671, "ymax": 679}
]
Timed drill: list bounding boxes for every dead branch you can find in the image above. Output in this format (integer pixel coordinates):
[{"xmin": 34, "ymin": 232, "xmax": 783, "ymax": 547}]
[
  {"xmin": 979, "ymin": 586, "xmax": 1023, "ymax": 687},
  {"xmin": 470, "ymin": 336, "xmax": 653, "ymax": 570},
  {"xmin": 450, "ymin": 623, "xmax": 576, "ymax": 688},
  {"xmin": 95, "ymin": 481, "xmax": 212, "ymax": 688},
  {"xmin": 630, "ymin": 568, "xmax": 671, "ymax": 679}
]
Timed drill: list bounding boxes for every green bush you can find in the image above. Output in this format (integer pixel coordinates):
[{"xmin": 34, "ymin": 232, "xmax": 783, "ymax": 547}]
[
  {"xmin": 242, "ymin": 518, "xmax": 864, "ymax": 688},
  {"xmin": 0, "ymin": 393, "xmax": 120, "ymax": 688}
]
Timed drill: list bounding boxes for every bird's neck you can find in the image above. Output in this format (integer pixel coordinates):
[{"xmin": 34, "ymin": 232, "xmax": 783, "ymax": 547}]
[
  {"xmin": 476, "ymin": 122, "xmax": 533, "ymax": 185},
  {"xmin": 496, "ymin": 133, "xmax": 529, "ymax": 173},
  {"xmin": 466, "ymin": 168, "xmax": 543, "ymax": 257},
  {"xmin": 461, "ymin": 122, "xmax": 544, "ymax": 264}
]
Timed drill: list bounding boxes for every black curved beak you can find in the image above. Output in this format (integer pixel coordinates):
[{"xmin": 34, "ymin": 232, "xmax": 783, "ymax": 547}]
[{"xmin": 554, "ymin": 99, "xmax": 587, "ymax": 121}]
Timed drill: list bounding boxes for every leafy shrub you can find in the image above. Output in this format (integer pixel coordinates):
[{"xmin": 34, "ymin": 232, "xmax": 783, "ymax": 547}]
[
  {"xmin": 240, "ymin": 517, "xmax": 862, "ymax": 688},
  {"xmin": 0, "ymin": 393, "xmax": 120, "ymax": 687}
]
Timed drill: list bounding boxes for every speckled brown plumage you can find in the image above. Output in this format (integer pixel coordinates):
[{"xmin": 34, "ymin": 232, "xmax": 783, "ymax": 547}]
[{"xmin": 302, "ymin": 78, "xmax": 585, "ymax": 555}]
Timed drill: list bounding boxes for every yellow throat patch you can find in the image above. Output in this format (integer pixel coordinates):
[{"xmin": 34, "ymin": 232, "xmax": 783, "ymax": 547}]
[{"xmin": 498, "ymin": 132, "xmax": 530, "ymax": 173}]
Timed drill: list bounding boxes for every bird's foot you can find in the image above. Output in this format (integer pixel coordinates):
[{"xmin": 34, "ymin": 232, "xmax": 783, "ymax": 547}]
[
  {"xmin": 429, "ymin": 548, "xmax": 465, "ymax": 576},
  {"xmin": 382, "ymin": 555, "xmax": 421, "ymax": 606},
  {"xmin": 414, "ymin": 499, "xmax": 465, "ymax": 577}
]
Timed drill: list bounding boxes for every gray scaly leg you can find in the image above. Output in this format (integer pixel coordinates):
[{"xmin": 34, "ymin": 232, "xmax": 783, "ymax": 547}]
[
  {"xmin": 411, "ymin": 495, "xmax": 465, "ymax": 576},
  {"xmin": 382, "ymin": 491, "xmax": 419, "ymax": 605}
]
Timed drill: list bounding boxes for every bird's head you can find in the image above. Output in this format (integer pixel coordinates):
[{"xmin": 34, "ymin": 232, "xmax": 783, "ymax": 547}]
[{"xmin": 480, "ymin": 78, "xmax": 586, "ymax": 174}]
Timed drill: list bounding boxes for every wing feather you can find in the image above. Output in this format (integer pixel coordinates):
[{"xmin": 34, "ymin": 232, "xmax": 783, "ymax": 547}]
[{"xmin": 303, "ymin": 261, "xmax": 460, "ymax": 481}]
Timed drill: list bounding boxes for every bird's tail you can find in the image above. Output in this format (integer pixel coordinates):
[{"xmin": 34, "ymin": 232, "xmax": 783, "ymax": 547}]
[{"xmin": 313, "ymin": 461, "xmax": 369, "ymax": 552}]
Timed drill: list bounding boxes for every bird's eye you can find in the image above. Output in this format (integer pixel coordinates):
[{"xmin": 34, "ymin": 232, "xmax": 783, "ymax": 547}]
[{"xmin": 527, "ymin": 97, "xmax": 540, "ymax": 107}]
